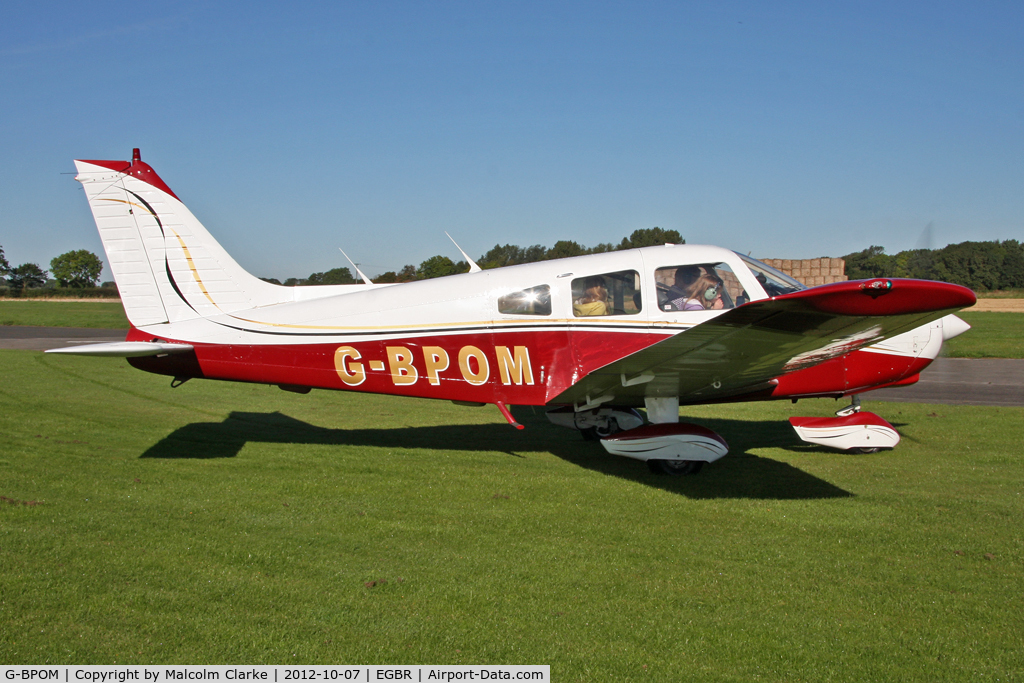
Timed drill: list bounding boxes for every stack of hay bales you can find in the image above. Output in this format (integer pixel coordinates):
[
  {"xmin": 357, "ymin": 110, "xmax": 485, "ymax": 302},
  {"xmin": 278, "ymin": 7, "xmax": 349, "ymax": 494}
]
[{"xmin": 758, "ymin": 258, "xmax": 847, "ymax": 286}]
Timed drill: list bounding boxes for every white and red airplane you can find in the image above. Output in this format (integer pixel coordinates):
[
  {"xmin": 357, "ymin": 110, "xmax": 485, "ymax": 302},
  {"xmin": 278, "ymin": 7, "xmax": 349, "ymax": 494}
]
[{"xmin": 49, "ymin": 149, "xmax": 976, "ymax": 475}]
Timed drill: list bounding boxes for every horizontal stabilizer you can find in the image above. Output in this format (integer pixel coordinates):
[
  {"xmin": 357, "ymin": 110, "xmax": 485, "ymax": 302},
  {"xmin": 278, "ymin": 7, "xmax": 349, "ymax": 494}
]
[{"xmin": 45, "ymin": 341, "xmax": 194, "ymax": 357}]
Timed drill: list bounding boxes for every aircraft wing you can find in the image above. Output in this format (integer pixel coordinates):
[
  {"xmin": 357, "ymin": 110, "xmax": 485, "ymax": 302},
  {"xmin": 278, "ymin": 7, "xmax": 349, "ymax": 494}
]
[{"xmin": 552, "ymin": 279, "xmax": 976, "ymax": 407}]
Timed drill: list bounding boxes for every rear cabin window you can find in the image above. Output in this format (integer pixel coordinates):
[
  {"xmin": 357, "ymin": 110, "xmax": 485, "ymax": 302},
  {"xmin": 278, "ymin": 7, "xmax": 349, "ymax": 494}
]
[
  {"xmin": 498, "ymin": 285, "xmax": 552, "ymax": 315},
  {"xmin": 572, "ymin": 270, "xmax": 642, "ymax": 317},
  {"xmin": 654, "ymin": 263, "xmax": 742, "ymax": 311}
]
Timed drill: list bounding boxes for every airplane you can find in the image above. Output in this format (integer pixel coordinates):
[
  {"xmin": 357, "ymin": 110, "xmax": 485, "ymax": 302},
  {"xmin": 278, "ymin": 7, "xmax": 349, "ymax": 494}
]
[{"xmin": 48, "ymin": 149, "xmax": 976, "ymax": 475}]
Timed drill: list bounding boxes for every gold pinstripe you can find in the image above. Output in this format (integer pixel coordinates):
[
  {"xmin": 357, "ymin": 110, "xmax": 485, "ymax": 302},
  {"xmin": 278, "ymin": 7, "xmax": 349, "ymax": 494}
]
[{"xmin": 169, "ymin": 229, "xmax": 219, "ymax": 308}]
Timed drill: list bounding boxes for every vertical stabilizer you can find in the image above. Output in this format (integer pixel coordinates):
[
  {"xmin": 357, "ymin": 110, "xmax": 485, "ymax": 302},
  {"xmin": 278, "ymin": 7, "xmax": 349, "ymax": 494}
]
[{"xmin": 74, "ymin": 150, "xmax": 282, "ymax": 327}]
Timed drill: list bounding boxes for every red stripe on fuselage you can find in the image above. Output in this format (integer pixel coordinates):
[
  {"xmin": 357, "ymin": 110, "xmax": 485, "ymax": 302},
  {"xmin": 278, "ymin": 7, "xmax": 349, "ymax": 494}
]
[
  {"xmin": 126, "ymin": 327, "xmax": 668, "ymax": 405},
  {"xmin": 126, "ymin": 325, "xmax": 935, "ymax": 406}
]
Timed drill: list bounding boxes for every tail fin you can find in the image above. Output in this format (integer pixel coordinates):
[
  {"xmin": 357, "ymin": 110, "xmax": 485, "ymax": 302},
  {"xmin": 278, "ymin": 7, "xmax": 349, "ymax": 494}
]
[{"xmin": 74, "ymin": 149, "xmax": 283, "ymax": 327}]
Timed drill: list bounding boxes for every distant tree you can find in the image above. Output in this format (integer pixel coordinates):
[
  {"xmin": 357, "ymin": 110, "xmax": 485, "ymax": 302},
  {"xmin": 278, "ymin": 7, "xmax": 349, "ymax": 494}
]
[
  {"xmin": 418, "ymin": 255, "xmax": 462, "ymax": 279},
  {"xmin": 546, "ymin": 240, "xmax": 585, "ymax": 261},
  {"xmin": 0, "ymin": 245, "xmax": 10, "ymax": 279},
  {"xmin": 260, "ymin": 277, "xmax": 283, "ymax": 285},
  {"xmin": 375, "ymin": 265, "xmax": 419, "ymax": 283},
  {"xmin": 842, "ymin": 245, "xmax": 892, "ymax": 280},
  {"xmin": 479, "ymin": 244, "xmax": 526, "ymax": 269},
  {"xmin": 1000, "ymin": 240, "xmax": 1024, "ymax": 289},
  {"xmin": 50, "ymin": 249, "xmax": 104, "ymax": 288},
  {"xmin": 518, "ymin": 246, "xmax": 547, "ymax": 264},
  {"xmin": 891, "ymin": 249, "xmax": 934, "ymax": 280},
  {"xmin": 836, "ymin": 239, "xmax": 1024, "ymax": 291},
  {"xmin": 474, "ymin": 229, "xmax": 685, "ymax": 269},
  {"xmin": 8, "ymin": 263, "xmax": 48, "ymax": 294},
  {"xmin": 930, "ymin": 241, "xmax": 1005, "ymax": 291},
  {"xmin": 618, "ymin": 227, "xmax": 684, "ymax": 250},
  {"xmin": 283, "ymin": 277, "xmax": 302, "ymax": 287},
  {"xmin": 305, "ymin": 267, "xmax": 357, "ymax": 285}
]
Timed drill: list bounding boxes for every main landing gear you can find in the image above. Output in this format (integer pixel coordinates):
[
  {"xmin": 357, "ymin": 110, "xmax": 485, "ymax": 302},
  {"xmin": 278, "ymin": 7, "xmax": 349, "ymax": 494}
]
[
  {"xmin": 789, "ymin": 394, "xmax": 900, "ymax": 453},
  {"xmin": 545, "ymin": 397, "xmax": 729, "ymax": 476},
  {"xmin": 544, "ymin": 406, "xmax": 644, "ymax": 441},
  {"xmin": 647, "ymin": 459, "xmax": 704, "ymax": 476}
]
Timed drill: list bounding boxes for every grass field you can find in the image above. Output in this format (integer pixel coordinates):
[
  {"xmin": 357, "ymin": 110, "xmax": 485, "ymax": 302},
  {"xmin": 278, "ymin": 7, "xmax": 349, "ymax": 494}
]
[
  {"xmin": 1, "ymin": 350, "xmax": 1022, "ymax": 679},
  {"xmin": 943, "ymin": 311, "xmax": 1024, "ymax": 358},
  {"xmin": 0, "ymin": 300, "xmax": 129, "ymax": 329}
]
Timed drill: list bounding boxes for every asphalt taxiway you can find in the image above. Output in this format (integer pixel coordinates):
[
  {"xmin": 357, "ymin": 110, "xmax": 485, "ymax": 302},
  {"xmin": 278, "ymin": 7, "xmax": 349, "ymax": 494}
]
[{"xmin": 0, "ymin": 325, "xmax": 127, "ymax": 351}]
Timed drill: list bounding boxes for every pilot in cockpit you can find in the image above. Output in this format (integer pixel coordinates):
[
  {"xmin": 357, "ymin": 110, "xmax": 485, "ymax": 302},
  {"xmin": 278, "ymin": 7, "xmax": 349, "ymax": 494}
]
[
  {"xmin": 666, "ymin": 267, "xmax": 722, "ymax": 311},
  {"xmin": 667, "ymin": 266, "xmax": 701, "ymax": 309}
]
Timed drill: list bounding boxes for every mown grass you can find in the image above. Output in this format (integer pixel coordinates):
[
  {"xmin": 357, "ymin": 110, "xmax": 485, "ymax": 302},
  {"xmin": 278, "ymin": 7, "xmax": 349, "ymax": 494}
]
[
  {"xmin": 1, "ymin": 350, "xmax": 1022, "ymax": 679},
  {"xmin": 0, "ymin": 300, "xmax": 129, "ymax": 329},
  {"xmin": 942, "ymin": 311, "xmax": 1024, "ymax": 358}
]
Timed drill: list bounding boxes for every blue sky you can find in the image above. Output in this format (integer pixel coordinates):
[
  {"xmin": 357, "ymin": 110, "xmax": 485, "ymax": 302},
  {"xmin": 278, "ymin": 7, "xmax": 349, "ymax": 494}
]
[{"xmin": 1, "ymin": 1, "xmax": 1021, "ymax": 281}]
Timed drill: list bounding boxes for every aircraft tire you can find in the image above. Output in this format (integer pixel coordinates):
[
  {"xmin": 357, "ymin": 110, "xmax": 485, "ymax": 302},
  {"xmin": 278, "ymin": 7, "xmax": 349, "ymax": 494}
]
[
  {"xmin": 580, "ymin": 418, "xmax": 620, "ymax": 442},
  {"xmin": 647, "ymin": 459, "xmax": 704, "ymax": 476}
]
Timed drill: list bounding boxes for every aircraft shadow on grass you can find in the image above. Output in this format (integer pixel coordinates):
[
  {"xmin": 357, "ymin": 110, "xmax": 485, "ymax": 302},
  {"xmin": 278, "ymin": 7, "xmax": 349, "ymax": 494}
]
[{"xmin": 141, "ymin": 410, "xmax": 853, "ymax": 500}]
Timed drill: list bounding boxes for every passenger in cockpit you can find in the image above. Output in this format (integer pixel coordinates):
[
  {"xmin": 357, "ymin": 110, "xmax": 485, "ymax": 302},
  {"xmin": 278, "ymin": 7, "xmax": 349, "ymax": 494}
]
[{"xmin": 573, "ymin": 276, "xmax": 609, "ymax": 316}]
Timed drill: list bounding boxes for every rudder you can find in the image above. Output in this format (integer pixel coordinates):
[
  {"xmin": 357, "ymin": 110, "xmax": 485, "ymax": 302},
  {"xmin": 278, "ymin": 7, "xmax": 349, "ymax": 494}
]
[{"xmin": 74, "ymin": 149, "xmax": 281, "ymax": 327}]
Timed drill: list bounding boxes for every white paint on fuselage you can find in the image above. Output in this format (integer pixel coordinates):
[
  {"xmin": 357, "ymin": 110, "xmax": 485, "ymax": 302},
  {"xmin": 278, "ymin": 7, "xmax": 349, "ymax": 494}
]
[{"xmin": 138, "ymin": 244, "xmax": 768, "ymax": 346}]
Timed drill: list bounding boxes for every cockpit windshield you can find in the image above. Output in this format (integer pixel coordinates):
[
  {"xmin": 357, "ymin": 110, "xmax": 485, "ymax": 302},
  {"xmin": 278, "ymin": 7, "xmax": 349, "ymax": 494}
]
[{"xmin": 737, "ymin": 253, "xmax": 807, "ymax": 297}]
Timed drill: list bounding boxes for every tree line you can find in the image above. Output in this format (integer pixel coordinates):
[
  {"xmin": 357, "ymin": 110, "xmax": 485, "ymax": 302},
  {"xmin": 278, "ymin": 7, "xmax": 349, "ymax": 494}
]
[
  {"xmin": 0, "ymin": 246, "xmax": 105, "ymax": 295},
  {"xmin": 841, "ymin": 240, "xmax": 1024, "ymax": 292},
  {"xmin": 261, "ymin": 227, "xmax": 686, "ymax": 286},
  {"xmin": 277, "ymin": 232, "xmax": 1023, "ymax": 293}
]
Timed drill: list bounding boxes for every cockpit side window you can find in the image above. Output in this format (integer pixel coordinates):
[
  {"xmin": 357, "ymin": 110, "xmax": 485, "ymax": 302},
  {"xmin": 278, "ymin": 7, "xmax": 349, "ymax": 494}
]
[
  {"xmin": 498, "ymin": 285, "xmax": 552, "ymax": 316},
  {"xmin": 654, "ymin": 263, "xmax": 740, "ymax": 311},
  {"xmin": 571, "ymin": 270, "xmax": 641, "ymax": 317}
]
